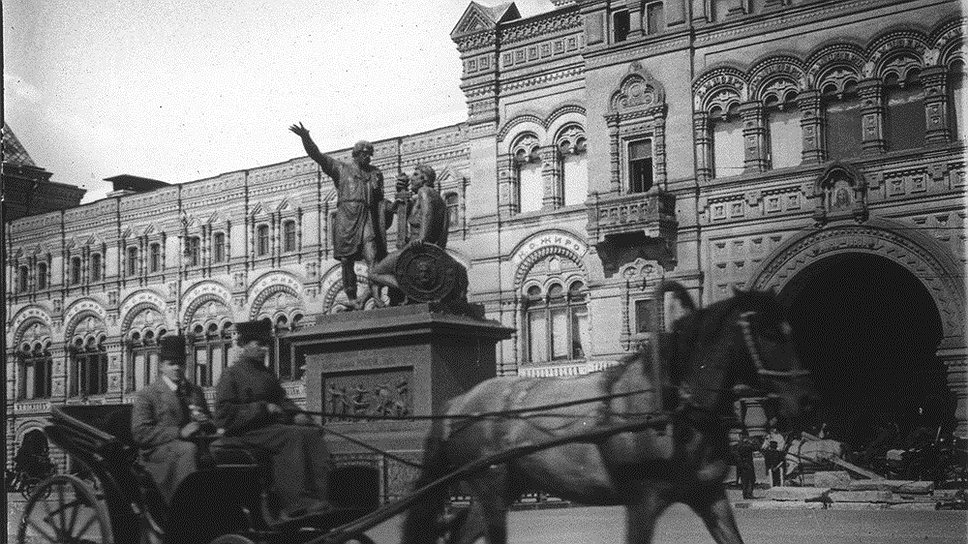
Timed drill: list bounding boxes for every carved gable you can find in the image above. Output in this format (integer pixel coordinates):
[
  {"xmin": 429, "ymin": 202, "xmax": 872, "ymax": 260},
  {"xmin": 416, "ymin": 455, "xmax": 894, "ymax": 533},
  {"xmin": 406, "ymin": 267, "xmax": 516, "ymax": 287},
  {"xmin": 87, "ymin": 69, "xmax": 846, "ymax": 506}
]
[{"xmin": 451, "ymin": 2, "xmax": 520, "ymax": 39}]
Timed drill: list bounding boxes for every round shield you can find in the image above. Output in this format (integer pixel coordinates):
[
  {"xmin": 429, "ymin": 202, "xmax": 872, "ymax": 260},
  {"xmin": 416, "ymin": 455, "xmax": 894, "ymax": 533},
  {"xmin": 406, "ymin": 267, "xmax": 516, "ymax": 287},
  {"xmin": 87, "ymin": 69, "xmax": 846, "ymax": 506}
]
[{"xmin": 395, "ymin": 243, "xmax": 460, "ymax": 303}]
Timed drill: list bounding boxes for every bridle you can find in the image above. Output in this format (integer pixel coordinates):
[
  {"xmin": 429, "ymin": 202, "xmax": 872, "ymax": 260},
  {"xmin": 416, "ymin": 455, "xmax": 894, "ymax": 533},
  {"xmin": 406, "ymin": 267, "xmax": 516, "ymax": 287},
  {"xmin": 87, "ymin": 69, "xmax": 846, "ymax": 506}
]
[{"xmin": 737, "ymin": 311, "xmax": 811, "ymax": 380}]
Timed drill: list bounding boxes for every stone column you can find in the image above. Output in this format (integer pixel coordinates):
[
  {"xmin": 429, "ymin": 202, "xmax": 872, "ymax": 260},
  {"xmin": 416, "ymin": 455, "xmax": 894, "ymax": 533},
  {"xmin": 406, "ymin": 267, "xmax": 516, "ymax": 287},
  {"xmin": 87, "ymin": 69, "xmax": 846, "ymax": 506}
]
[
  {"xmin": 653, "ymin": 116, "xmax": 668, "ymax": 191},
  {"xmin": 540, "ymin": 147, "xmax": 563, "ymax": 209},
  {"xmin": 740, "ymin": 101, "xmax": 768, "ymax": 173},
  {"xmin": 105, "ymin": 336, "xmax": 125, "ymax": 402},
  {"xmin": 858, "ymin": 78, "xmax": 886, "ymax": 155},
  {"xmin": 797, "ymin": 90, "xmax": 824, "ymax": 164},
  {"xmin": 50, "ymin": 344, "xmax": 69, "ymax": 401},
  {"xmin": 606, "ymin": 114, "xmax": 622, "ymax": 194},
  {"xmin": 693, "ymin": 111, "xmax": 712, "ymax": 183},
  {"xmin": 498, "ymin": 159, "xmax": 517, "ymax": 216},
  {"xmin": 921, "ymin": 65, "xmax": 950, "ymax": 145},
  {"xmin": 7, "ymin": 349, "xmax": 18, "ymax": 409}
]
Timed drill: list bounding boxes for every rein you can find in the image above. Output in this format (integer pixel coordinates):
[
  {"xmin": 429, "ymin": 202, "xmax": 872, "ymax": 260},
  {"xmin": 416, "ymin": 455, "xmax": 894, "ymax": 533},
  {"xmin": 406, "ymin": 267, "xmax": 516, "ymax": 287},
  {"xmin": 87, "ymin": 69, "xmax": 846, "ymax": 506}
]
[{"xmin": 289, "ymin": 387, "xmax": 657, "ymax": 423}]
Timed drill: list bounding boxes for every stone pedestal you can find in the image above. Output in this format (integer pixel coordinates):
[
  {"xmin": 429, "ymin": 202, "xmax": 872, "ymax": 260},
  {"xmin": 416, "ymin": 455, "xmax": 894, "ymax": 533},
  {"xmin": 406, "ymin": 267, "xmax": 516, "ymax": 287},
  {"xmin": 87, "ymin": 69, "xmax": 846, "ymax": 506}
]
[{"xmin": 289, "ymin": 303, "xmax": 513, "ymax": 501}]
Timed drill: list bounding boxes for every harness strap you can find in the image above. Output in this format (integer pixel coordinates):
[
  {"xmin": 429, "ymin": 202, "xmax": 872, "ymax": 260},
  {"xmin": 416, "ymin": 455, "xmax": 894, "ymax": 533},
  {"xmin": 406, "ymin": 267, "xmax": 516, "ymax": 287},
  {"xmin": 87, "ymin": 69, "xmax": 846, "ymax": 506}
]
[{"xmin": 737, "ymin": 311, "xmax": 811, "ymax": 379}]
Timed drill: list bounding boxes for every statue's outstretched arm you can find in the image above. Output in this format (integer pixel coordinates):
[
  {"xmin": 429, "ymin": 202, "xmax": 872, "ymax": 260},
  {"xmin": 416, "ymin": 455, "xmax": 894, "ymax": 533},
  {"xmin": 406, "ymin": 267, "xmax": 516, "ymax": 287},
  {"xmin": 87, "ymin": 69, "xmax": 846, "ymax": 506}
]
[{"xmin": 289, "ymin": 122, "xmax": 340, "ymax": 183}]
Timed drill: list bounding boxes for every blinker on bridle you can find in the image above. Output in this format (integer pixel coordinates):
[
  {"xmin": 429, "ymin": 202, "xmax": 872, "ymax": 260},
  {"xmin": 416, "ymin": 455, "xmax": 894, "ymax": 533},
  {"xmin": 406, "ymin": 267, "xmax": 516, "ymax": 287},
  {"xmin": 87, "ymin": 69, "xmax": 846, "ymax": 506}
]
[{"xmin": 737, "ymin": 311, "xmax": 811, "ymax": 380}]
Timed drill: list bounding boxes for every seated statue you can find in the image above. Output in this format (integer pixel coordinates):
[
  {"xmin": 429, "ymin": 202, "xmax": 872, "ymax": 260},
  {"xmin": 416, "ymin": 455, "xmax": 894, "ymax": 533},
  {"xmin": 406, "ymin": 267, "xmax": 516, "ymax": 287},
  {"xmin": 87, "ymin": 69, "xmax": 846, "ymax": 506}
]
[{"xmin": 369, "ymin": 164, "xmax": 466, "ymax": 305}]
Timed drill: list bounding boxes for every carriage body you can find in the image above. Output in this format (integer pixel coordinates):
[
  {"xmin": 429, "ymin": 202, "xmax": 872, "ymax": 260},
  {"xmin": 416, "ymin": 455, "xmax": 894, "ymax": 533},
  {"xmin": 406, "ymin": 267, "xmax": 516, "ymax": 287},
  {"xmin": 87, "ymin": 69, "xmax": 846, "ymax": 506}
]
[{"xmin": 18, "ymin": 403, "xmax": 377, "ymax": 544}]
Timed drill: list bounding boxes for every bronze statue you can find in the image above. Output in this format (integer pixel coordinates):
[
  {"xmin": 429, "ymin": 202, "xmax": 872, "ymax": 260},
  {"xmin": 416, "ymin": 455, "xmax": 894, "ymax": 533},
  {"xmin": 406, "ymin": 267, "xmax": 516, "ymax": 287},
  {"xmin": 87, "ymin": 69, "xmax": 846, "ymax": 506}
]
[
  {"xmin": 290, "ymin": 123, "xmax": 390, "ymax": 309},
  {"xmin": 369, "ymin": 164, "xmax": 464, "ymax": 304}
]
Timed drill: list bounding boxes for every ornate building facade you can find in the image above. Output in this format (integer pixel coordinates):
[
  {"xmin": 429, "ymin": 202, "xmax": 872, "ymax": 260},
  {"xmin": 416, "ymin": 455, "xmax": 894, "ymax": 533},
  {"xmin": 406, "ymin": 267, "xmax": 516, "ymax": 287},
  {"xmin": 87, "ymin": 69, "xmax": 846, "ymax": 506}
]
[{"xmin": 6, "ymin": 0, "xmax": 965, "ymax": 468}]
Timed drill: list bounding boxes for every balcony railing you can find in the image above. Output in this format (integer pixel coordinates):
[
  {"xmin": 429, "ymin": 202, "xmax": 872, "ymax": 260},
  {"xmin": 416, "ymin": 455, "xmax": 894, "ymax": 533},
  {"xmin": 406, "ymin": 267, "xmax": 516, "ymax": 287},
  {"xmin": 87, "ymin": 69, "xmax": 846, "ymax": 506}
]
[{"xmin": 586, "ymin": 190, "xmax": 677, "ymax": 246}]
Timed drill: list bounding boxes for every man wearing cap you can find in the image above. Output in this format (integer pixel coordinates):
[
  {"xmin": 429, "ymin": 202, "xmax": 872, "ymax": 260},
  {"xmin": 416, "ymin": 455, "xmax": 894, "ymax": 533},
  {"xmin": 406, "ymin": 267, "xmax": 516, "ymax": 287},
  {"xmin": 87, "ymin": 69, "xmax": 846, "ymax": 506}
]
[
  {"xmin": 290, "ymin": 122, "xmax": 390, "ymax": 310},
  {"xmin": 215, "ymin": 320, "xmax": 332, "ymax": 520},
  {"xmin": 131, "ymin": 335, "xmax": 213, "ymax": 503}
]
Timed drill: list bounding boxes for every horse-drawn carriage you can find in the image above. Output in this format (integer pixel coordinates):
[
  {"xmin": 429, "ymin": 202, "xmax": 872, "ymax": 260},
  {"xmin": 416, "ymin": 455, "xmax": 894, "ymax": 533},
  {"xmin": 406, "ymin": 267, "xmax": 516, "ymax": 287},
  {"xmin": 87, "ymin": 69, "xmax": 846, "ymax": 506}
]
[
  {"xmin": 18, "ymin": 283, "xmax": 815, "ymax": 544},
  {"xmin": 17, "ymin": 403, "xmax": 380, "ymax": 544}
]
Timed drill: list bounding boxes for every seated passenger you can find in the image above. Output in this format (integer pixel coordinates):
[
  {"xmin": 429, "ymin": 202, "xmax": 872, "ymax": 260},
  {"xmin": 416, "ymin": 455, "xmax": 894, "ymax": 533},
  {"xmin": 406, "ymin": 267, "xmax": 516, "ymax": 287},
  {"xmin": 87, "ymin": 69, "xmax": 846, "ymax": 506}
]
[
  {"xmin": 131, "ymin": 335, "xmax": 213, "ymax": 503},
  {"xmin": 214, "ymin": 320, "xmax": 333, "ymax": 521}
]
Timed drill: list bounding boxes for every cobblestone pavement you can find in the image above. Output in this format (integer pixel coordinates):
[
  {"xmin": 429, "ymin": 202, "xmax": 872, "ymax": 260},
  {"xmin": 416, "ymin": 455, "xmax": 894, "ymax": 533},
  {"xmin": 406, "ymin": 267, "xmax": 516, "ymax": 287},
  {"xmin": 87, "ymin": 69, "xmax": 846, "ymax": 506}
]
[{"xmin": 9, "ymin": 493, "xmax": 967, "ymax": 543}]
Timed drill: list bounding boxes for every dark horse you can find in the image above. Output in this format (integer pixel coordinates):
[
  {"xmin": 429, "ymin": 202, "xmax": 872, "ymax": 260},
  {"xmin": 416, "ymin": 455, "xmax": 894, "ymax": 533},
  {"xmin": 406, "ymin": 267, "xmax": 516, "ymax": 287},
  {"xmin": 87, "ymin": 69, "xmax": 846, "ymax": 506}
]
[{"xmin": 401, "ymin": 282, "xmax": 815, "ymax": 544}]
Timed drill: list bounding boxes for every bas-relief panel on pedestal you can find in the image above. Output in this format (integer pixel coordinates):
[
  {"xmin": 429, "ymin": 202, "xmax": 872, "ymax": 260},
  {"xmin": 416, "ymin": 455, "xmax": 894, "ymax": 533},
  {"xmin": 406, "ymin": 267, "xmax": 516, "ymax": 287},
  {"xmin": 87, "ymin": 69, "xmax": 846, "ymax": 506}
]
[{"xmin": 322, "ymin": 368, "xmax": 413, "ymax": 422}]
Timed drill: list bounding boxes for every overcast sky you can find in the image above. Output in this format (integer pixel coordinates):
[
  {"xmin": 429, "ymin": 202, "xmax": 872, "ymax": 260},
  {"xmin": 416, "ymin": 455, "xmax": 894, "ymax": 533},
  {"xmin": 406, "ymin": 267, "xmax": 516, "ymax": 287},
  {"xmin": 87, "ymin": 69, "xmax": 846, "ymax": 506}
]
[{"xmin": 4, "ymin": 1, "xmax": 556, "ymax": 203}]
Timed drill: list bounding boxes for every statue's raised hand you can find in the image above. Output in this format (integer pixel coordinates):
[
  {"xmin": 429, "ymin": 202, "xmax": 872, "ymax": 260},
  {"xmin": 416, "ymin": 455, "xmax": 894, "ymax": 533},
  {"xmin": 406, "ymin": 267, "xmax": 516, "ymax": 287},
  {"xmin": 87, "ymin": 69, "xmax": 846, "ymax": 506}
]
[{"xmin": 289, "ymin": 122, "xmax": 310, "ymax": 138}]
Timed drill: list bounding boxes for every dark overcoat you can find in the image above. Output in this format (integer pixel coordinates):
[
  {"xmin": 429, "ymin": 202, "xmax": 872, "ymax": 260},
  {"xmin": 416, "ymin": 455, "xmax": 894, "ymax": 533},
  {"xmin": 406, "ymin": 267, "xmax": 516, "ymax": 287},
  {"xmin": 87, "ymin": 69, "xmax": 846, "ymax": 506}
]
[{"xmin": 131, "ymin": 379, "xmax": 210, "ymax": 502}]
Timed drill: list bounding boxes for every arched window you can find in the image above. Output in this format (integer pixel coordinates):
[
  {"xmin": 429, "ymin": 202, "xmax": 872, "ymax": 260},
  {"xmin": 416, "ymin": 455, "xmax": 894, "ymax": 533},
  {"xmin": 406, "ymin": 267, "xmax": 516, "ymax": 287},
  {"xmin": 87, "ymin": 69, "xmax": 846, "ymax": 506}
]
[
  {"xmin": 70, "ymin": 257, "xmax": 82, "ymax": 285},
  {"xmin": 513, "ymin": 137, "xmax": 543, "ymax": 214},
  {"xmin": 257, "ymin": 224, "xmax": 270, "ymax": 256},
  {"xmin": 711, "ymin": 103, "xmax": 744, "ymax": 178},
  {"xmin": 283, "ymin": 221, "xmax": 297, "ymax": 253},
  {"xmin": 185, "ymin": 236, "xmax": 201, "ymax": 267},
  {"xmin": 126, "ymin": 246, "xmax": 139, "ymax": 276},
  {"xmin": 269, "ymin": 314, "xmax": 304, "ymax": 382},
  {"xmin": 18, "ymin": 265, "xmax": 29, "ymax": 292},
  {"xmin": 37, "ymin": 262, "xmax": 47, "ymax": 290},
  {"xmin": 524, "ymin": 279, "xmax": 588, "ymax": 363},
  {"xmin": 149, "ymin": 242, "xmax": 162, "ymax": 272},
  {"xmin": 90, "ymin": 253, "xmax": 102, "ymax": 283},
  {"xmin": 19, "ymin": 342, "xmax": 52, "ymax": 399},
  {"xmin": 765, "ymin": 90, "xmax": 801, "ymax": 169},
  {"xmin": 191, "ymin": 322, "xmax": 233, "ymax": 387},
  {"xmin": 885, "ymin": 69, "xmax": 925, "ymax": 151},
  {"xmin": 444, "ymin": 193, "xmax": 459, "ymax": 230},
  {"xmin": 128, "ymin": 330, "xmax": 162, "ymax": 392},
  {"xmin": 557, "ymin": 126, "xmax": 588, "ymax": 205},
  {"xmin": 71, "ymin": 337, "xmax": 108, "ymax": 397},
  {"xmin": 948, "ymin": 60, "xmax": 965, "ymax": 139},
  {"xmin": 212, "ymin": 233, "xmax": 226, "ymax": 263},
  {"xmin": 822, "ymin": 79, "xmax": 862, "ymax": 160}
]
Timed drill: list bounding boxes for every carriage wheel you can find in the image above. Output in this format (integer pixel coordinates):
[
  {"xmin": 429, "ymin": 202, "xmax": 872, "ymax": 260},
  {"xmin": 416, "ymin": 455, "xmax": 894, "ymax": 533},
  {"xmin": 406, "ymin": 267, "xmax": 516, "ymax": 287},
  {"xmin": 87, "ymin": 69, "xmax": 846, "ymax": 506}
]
[{"xmin": 16, "ymin": 474, "xmax": 113, "ymax": 544}]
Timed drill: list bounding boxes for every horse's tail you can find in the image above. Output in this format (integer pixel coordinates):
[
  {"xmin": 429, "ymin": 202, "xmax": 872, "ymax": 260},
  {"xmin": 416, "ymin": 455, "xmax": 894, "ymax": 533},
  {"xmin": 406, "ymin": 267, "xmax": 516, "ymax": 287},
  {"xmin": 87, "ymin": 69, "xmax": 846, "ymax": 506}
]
[{"xmin": 400, "ymin": 419, "xmax": 451, "ymax": 544}]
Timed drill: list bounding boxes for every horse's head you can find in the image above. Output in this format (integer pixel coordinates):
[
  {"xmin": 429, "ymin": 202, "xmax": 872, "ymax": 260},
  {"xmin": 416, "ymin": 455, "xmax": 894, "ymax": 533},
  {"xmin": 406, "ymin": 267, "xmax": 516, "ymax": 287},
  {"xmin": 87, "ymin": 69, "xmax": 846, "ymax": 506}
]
[
  {"xmin": 729, "ymin": 290, "xmax": 816, "ymax": 426},
  {"xmin": 660, "ymin": 282, "xmax": 816, "ymax": 428}
]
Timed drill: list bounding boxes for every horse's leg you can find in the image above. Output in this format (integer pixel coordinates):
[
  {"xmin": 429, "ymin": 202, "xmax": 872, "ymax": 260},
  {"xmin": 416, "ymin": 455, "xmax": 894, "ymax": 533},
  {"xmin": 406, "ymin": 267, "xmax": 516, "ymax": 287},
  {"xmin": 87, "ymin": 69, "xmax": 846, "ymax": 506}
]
[
  {"xmin": 452, "ymin": 502, "xmax": 485, "ymax": 544},
  {"xmin": 625, "ymin": 490, "xmax": 669, "ymax": 544},
  {"xmin": 466, "ymin": 471, "xmax": 511, "ymax": 544},
  {"xmin": 688, "ymin": 487, "xmax": 745, "ymax": 544}
]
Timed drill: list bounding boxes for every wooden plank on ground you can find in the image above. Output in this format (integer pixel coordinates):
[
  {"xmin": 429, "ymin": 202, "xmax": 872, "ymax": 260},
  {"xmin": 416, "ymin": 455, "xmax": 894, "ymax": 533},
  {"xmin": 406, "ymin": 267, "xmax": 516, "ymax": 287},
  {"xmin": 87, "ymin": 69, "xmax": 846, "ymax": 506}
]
[{"xmin": 829, "ymin": 456, "xmax": 884, "ymax": 480}]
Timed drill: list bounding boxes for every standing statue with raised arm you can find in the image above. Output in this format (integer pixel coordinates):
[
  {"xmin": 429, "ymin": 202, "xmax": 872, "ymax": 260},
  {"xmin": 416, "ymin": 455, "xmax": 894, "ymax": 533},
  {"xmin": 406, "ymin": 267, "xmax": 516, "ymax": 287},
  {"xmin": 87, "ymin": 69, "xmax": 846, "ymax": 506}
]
[{"xmin": 290, "ymin": 122, "xmax": 389, "ymax": 309}]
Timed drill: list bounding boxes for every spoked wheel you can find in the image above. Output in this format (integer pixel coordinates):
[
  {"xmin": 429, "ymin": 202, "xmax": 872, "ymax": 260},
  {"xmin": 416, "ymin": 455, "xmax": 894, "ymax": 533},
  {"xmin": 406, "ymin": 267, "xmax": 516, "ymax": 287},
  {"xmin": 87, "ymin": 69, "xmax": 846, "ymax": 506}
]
[{"xmin": 16, "ymin": 474, "xmax": 113, "ymax": 544}]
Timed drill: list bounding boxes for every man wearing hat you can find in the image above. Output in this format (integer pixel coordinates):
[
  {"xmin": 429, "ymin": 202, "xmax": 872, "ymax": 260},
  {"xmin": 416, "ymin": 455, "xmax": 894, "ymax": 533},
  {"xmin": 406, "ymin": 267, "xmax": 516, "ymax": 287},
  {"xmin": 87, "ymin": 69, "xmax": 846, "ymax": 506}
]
[
  {"xmin": 131, "ymin": 334, "xmax": 213, "ymax": 503},
  {"xmin": 215, "ymin": 319, "xmax": 332, "ymax": 520}
]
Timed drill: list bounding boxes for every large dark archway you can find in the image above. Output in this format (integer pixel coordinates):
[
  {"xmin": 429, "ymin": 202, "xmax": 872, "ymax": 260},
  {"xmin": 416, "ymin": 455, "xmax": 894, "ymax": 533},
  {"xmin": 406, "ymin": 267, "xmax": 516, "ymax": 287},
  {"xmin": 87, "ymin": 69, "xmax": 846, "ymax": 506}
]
[{"xmin": 781, "ymin": 253, "xmax": 952, "ymax": 449}]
